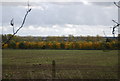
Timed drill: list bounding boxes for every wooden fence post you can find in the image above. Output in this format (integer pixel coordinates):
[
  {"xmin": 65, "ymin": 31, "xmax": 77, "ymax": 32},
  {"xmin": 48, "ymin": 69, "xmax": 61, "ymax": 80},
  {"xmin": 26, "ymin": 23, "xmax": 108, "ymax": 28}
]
[{"xmin": 52, "ymin": 60, "xmax": 56, "ymax": 79}]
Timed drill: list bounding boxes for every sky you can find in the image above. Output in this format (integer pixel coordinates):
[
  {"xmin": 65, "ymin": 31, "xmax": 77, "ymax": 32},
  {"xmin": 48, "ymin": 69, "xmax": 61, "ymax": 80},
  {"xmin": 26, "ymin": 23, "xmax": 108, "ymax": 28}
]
[{"xmin": 0, "ymin": 1, "xmax": 119, "ymax": 37}]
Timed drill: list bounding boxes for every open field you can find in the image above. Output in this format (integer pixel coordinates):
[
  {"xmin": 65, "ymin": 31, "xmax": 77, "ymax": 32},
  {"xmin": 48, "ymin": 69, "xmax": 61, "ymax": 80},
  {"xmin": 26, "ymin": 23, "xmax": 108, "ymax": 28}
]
[{"xmin": 2, "ymin": 49, "xmax": 118, "ymax": 79}]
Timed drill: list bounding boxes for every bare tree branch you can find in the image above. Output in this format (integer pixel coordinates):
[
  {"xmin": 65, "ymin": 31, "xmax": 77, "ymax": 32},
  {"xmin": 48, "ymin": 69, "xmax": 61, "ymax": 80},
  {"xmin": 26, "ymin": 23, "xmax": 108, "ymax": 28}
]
[
  {"xmin": 114, "ymin": 2, "xmax": 120, "ymax": 8},
  {"xmin": 112, "ymin": 20, "xmax": 119, "ymax": 24},
  {"xmin": 112, "ymin": 2, "xmax": 120, "ymax": 37},
  {"xmin": 111, "ymin": 20, "xmax": 120, "ymax": 37},
  {"xmin": 2, "ymin": 2, "xmax": 32, "ymax": 47},
  {"xmin": 10, "ymin": 18, "xmax": 14, "ymax": 34}
]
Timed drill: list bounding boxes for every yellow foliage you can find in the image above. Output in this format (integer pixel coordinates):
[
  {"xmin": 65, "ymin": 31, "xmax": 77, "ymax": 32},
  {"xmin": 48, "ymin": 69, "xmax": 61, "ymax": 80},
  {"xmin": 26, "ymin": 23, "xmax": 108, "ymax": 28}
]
[{"xmin": 3, "ymin": 44, "xmax": 8, "ymax": 49}]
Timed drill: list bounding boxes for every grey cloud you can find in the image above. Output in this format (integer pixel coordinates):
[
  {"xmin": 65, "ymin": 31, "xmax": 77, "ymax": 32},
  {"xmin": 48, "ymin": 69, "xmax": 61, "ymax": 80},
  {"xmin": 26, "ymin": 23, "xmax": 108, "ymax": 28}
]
[
  {"xmin": 91, "ymin": 2, "xmax": 116, "ymax": 7},
  {"xmin": 2, "ymin": 2, "xmax": 117, "ymax": 27}
]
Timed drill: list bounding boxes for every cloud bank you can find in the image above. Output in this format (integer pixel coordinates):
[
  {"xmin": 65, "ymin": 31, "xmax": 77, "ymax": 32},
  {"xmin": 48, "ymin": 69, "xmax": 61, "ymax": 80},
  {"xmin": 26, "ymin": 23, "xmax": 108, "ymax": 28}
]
[{"xmin": 0, "ymin": 2, "xmax": 118, "ymax": 36}]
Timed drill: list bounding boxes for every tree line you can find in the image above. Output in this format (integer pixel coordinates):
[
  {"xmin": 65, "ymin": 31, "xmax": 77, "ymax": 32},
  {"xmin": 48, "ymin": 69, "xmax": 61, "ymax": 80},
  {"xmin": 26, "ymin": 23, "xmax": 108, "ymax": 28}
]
[{"xmin": 2, "ymin": 34, "xmax": 118, "ymax": 50}]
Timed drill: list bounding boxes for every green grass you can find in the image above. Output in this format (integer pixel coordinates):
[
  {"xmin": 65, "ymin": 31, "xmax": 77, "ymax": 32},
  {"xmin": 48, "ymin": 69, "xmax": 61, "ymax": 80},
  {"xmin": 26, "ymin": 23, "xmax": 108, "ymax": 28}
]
[{"xmin": 2, "ymin": 49, "xmax": 118, "ymax": 79}]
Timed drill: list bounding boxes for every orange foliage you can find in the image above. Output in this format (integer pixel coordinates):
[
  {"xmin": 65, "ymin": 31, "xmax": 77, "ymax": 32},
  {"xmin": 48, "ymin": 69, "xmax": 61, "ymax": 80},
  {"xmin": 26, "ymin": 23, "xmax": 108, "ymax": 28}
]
[{"xmin": 2, "ymin": 40, "xmax": 118, "ymax": 49}]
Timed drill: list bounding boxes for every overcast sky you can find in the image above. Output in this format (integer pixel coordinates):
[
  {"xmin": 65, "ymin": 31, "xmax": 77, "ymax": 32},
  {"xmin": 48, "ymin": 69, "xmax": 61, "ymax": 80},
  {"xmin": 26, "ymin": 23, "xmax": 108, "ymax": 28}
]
[{"xmin": 0, "ymin": 2, "xmax": 118, "ymax": 36}]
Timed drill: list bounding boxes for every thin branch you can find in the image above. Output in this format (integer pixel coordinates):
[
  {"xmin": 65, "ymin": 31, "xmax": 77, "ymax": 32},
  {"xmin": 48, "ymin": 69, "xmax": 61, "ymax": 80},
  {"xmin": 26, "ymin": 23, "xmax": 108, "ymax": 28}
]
[
  {"xmin": 2, "ymin": 4, "xmax": 32, "ymax": 47},
  {"xmin": 113, "ymin": 1, "xmax": 120, "ymax": 37},
  {"xmin": 111, "ymin": 20, "xmax": 120, "ymax": 37},
  {"xmin": 112, "ymin": 25, "xmax": 118, "ymax": 37},
  {"xmin": 114, "ymin": 2, "xmax": 120, "ymax": 8},
  {"xmin": 10, "ymin": 18, "xmax": 14, "ymax": 34},
  {"xmin": 112, "ymin": 20, "xmax": 119, "ymax": 24}
]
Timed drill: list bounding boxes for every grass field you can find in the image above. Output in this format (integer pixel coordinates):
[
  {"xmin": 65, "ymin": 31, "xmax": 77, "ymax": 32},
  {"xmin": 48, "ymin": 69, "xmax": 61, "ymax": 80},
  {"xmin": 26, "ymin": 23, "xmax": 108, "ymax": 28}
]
[{"xmin": 2, "ymin": 49, "xmax": 118, "ymax": 79}]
